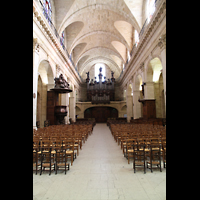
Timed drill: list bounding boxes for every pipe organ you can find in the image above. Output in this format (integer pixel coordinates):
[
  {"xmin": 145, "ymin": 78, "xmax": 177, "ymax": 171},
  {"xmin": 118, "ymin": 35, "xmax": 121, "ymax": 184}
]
[{"xmin": 86, "ymin": 67, "xmax": 115, "ymax": 104}]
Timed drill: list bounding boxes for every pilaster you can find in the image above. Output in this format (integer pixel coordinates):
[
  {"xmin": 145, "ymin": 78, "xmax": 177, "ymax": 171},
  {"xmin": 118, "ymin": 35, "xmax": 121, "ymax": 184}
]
[
  {"xmin": 158, "ymin": 34, "xmax": 166, "ymax": 112},
  {"xmin": 126, "ymin": 95, "xmax": 133, "ymax": 122},
  {"xmin": 69, "ymin": 97, "xmax": 75, "ymax": 123},
  {"xmin": 133, "ymin": 90, "xmax": 142, "ymax": 119},
  {"xmin": 33, "ymin": 38, "xmax": 40, "ymax": 129}
]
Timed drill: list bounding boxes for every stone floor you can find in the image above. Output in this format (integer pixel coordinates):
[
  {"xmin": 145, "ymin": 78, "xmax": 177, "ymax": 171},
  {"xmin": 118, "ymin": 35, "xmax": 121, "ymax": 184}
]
[{"xmin": 33, "ymin": 123, "xmax": 166, "ymax": 200}]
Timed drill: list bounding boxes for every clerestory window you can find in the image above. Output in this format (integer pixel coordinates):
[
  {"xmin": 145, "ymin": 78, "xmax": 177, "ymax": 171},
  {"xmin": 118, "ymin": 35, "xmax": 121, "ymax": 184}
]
[
  {"xmin": 95, "ymin": 63, "xmax": 106, "ymax": 82},
  {"xmin": 43, "ymin": 0, "xmax": 52, "ymax": 20},
  {"xmin": 147, "ymin": 0, "xmax": 156, "ymax": 23}
]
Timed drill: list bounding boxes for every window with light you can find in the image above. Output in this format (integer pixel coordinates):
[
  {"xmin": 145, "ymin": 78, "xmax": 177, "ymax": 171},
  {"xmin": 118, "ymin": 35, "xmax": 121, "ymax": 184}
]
[
  {"xmin": 95, "ymin": 63, "xmax": 106, "ymax": 82},
  {"xmin": 147, "ymin": 0, "xmax": 155, "ymax": 23},
  {"xmin": 43, "ymin": 0, "xmax": 52, "ymax": 20}
]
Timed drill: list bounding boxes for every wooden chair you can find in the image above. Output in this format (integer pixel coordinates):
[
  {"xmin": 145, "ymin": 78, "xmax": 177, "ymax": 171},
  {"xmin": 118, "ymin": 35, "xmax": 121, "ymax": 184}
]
[
  {"xmin": 62, "ymin": 139, "xmax": 75, "ymax": 166},
  {"xmin": 55, "ymin": 147, "xmax": 70, "ymax": 174},
  {"xmin": 147, "ymin": 143, "xmax": 162, "ymax": 172},
  {"xmin": 33, "ymin": 147, "xmax": 40, "ymax": 175},
  {"xmin": 51, "ymin": 139, "xmax": 62, "ymax": 163},
  {"xmin": 126, "ymin": 138, "xmax": 137, "ymax": 164},
  {"xmin": 161, "ymin": 138, "xmax": 166, "ymax": 168},
  {"xmin": 133, "ymin": 143, "xmax": 146, "ymax": 174},
  {"xmin": 40, "ymin": 147, "xmax": 55, "ymax": 175}
]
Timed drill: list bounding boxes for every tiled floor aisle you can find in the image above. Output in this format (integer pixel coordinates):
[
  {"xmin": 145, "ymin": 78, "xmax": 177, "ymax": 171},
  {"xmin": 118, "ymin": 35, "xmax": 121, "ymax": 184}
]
[{"xmin": 33, "ymin": 123, "xmax": 166, "ymax": 200}]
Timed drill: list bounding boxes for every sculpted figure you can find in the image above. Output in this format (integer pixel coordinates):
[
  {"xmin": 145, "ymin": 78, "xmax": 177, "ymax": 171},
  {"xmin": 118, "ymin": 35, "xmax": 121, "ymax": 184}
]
[{"xmin": 54, "ymin": 74, "xmax": 69, "ymax": 88}]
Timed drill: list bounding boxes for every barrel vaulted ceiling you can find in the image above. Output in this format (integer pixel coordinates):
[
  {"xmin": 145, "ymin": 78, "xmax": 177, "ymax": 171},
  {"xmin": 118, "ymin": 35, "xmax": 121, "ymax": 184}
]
[{"xmin": 54, "ymin": 0, "xmax": 145, "ymax": 80}]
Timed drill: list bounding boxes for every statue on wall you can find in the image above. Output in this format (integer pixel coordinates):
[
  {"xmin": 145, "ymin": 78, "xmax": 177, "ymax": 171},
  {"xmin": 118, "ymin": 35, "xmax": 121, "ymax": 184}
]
[
  {"xmin": 111, "ymin": 71, "xmax": 114, "ymax": 78},
  {"xmin": 86, "ymin": 71, "xmax": 89, "ymax": 79},
  {"xmin": 99, "ymin": 67, "xmax": 102, "ymax": 73}
]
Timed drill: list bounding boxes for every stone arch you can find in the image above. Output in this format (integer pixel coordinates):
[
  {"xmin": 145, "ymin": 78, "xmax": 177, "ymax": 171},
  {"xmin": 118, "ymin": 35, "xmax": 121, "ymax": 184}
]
[
  {"xmin": 145, "ymin": 57, "xmax": 165, "ymax": 118},
  {"xmin": 83, "ymin": 105, "xmax": 120, "ymax": 114},
  {"xmin": 75, "ymin": 105, "xmax": 82, "ymax": 118},
  {"xmin": 121, "ymin": 105, "xmax": 127, "ymax": 111},
  {"xmin": 146, "ymin": 57, "xmax": 162, "ymax": 83},
  {"xmin": 64, "ymin": 21, "xmax": 84, "ymax": 52},
  {"xmin": 154, "ymin": 72, "xmax": 166, "ymax": 118},
  {"xmin": 84, "ymin": 106, "xmax": 119, "ymax": 122},
  {"xmin": 38, "ymin": 60, "xmax": 54, "ymax": 85},
  {"xmin": 127, "ymin": 82, "xmax": 133, "ymax": 96},
  {"xmin": 37, "ymin": 60, "xmax": 54, "ymax": 127},
  {"xmin": 70, "ymin": 30, "xmax": 129, "ymax": 56},
  {"xmin": 134, "ymin": 73, "xmax": 142, "ymax": 91},
  {"xmin": 76, "ymin": 105, "xmax": 82, "ymax": 112},
  {"xmin": 114, "ymin": 20, "xmax": 134, "ymax": 50},
  {"xmin": 58, "ymin": 4, "xmax": 140, "ymax": 36}
]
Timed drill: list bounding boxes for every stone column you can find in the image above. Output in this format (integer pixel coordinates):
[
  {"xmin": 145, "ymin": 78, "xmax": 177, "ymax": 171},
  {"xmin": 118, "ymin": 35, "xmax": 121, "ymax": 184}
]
[
  {"xmin": 133, "ymin": 90, "xmax": 142, "ymax": 119},
  {"xmin": 158, "ymin": 34, "xmax": 166, "ymax": 113},
  {"xmin": 126, "ymin": 95, "xmax": 133, "ymax": 122},
  {"xmin": 33, "ymin": 38, "xmax": 40, "ymax": 130},
  {"xmin": 69, "ymin": 97, "xmax": 75, "ymax": 123},
  {"xmin": 69, "ymin": 89, "xmax": 76, "ymax": 123}
]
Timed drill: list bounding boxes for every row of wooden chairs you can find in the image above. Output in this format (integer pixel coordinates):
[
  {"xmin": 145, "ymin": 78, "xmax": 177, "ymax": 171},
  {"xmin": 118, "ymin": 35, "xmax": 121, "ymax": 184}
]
[
  {"xmin": 109, "ymin": 122, "xmax": 166, "ymax": 173},
  {"xmin": 33, "ymin": 124, "xmax": 93, "ymax": 175},
  {"xmin": 33, "ymin": 146, "xmax": 70, "ymax": 175},
  {"xmin": 130, "ymin": 143, "xmax": 164, "ymax": 173}
]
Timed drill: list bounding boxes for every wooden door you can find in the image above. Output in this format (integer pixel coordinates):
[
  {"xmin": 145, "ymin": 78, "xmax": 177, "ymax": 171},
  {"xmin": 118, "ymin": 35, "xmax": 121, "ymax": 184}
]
[{"xmin": 84, "ymin": 107, "xmax": 118, "ymax": 123}]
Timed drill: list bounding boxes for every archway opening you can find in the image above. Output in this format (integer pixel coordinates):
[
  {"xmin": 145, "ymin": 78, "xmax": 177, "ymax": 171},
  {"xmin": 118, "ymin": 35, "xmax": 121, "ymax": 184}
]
[
  {"xmin": 147, "ymin": 57, "xmax": 165, "ymax": 118},
  {"xmin": 154, "ymin": 72, "xmax": 166, "ymax": 118},
  {"xmin": 37, "ymin": 60, "xmax": 54, "ymax": 127}
]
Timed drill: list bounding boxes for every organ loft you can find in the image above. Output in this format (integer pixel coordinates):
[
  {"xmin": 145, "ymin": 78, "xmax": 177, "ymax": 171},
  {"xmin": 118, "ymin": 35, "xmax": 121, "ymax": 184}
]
[{"xmin": 86, "ymin": 67, "xmax": 115, "ymax": 104}]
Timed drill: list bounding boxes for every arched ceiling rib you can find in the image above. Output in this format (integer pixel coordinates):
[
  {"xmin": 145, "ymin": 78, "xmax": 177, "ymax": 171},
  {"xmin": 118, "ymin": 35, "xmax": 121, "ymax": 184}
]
[
  {"xmin": 80, "ymin": 56, "xmax": 121, "ymax": 75},
  {"xmin": 53, "ymin": 0, "xmax": 144, "ymax": 81}
]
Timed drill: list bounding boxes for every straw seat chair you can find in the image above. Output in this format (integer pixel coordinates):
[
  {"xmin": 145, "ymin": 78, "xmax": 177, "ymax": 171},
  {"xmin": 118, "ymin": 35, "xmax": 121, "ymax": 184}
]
[
  {"xmin": 147, "ymin": 143, "xmax": 162, "ymax": 172},
  {"xmin": 126, "ymin": 138, "xmax": 137, "ymax": 164},
  {"xmin": 33, "ymin": 147, "xmax": 40, "ymax": 175},
  {"xmin": 133, "ymin": 143, "xmax": 146, "ymax": 174},
  {"xmin": 55, "ymin": 147, "xmax": 70, "ymax": 174},
  {"xmin": 62, "ymin": 139, "xmax": 76, "ymax": 166},
  {"xmin": 40, "ymin": 147, "xmax": 55, "ymax": 175},
  {"xmin": 161, "ymin": 138, "xmax": 166, "ymax": 168}
]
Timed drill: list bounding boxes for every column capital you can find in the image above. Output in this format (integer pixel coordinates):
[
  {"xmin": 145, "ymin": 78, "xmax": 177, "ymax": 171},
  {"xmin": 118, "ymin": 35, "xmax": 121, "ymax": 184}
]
[
  {"xmin": 158, "ymin": 34, "xmax": 166, "ymax": 50},
  {"xmin": 33, "ymin": 38, "xmax": 40, "ymax": 53}
]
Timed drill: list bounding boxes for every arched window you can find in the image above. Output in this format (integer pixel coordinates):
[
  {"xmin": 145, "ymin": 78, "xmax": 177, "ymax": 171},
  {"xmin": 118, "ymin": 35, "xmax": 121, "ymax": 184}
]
[
  {"xmin": 60, "ymin": 31, "xmax": 65, "ymax": 48},
  {"xmin": 43, "ymin": 0, "xmax": 52, "ymax": 20},
  {"xmin": 95, "ymin": 63, "xmax": 106, "ymax": 82},
  {"xmin": 135, "ymin": 30, "xmax": 139, "ymax": 46},
  {"xmin": 127, "ymin": 50, "xmax": 131, "ymax": 61},
  {"xmin": 147, "ymin": 0, "xmax": 155, "ymax": 23}
]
